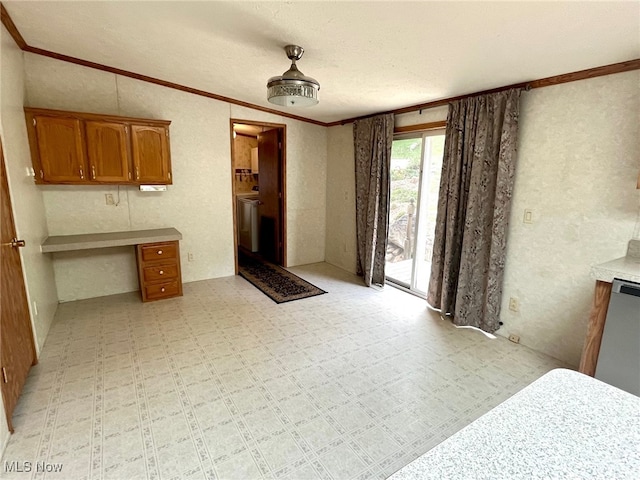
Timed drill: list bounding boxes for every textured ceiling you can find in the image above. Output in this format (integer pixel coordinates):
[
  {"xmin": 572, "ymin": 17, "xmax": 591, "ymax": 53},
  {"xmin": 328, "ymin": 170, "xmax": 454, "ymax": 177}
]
[{"xmin": 4, "ymin": 1, "xmax": 640, "ymax": 123}]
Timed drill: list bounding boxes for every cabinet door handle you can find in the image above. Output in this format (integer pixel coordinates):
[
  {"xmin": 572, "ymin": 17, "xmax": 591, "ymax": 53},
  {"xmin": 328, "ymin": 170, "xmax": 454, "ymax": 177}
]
[
  {"xmin": 91, "ymin": 165, "xmax": 96, "ymax": 179},
  {"xmin": 2, "ymin": 367, "xmax": 7, "ymax": 384},
  {"xmin": 159, "ymin": 270, "xmax": 164, "ymax": 275},
  {"xmin": 157, "ymin": 250, "xmax": 163, "ymax": 255},
  {"xmin": 79, "ymin": 167, "xmax": 84, "ymax": 179},
  {"xmin": 160, "ymin": 287, "xmax": 166, "ymax": 293},
  {"xmin": 135, "ymin": 166, "xmax": 140, "ymax": 180}
]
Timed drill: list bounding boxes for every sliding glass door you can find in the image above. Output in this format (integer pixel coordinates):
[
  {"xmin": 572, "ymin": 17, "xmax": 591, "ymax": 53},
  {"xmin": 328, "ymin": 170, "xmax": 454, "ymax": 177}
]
[{"xmin": 385, "ymin": 130, "xmax": 445, "ymax": 295}]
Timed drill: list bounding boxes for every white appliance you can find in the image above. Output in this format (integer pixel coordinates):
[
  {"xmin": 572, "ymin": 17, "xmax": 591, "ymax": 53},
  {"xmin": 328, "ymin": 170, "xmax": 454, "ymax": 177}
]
[{"xmin": 237, "ymin": 193, "xmax": 259, "ymax": 252}]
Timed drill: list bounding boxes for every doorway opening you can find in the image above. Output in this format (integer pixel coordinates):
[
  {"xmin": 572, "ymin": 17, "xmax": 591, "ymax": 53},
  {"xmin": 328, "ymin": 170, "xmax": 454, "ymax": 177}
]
[
  {"xmin": 385, "ymin": 129, "xmax": 445, "ymax": 296},
  {"xmin": 230, "ymin": 120, "xmax": 287, "ymax": 273}
]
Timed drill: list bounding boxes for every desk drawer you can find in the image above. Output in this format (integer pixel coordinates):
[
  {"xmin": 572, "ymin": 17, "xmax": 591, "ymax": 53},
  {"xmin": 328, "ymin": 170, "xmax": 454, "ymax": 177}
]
[
  {"xmin": 145, "ymin": 280, "xmax": 180, "ymax": 300},
  {"xmin": 140, "ymin": 242, "xmax": 177, "ymax": 262},
  {"xmin": 143, "ymin": 263, "xmax": 178, "ymax": 283},
  {"xmin": 136, "ymin": 240, "xmax": 183, "ymax": 302}
]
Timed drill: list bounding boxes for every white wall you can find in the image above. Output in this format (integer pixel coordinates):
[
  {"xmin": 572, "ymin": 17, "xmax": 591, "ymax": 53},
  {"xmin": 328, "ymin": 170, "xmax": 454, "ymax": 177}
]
[
  {"xmin": 1, "ymin": 26, "xmax": 59, "ymax": 451},
  {"xmin": 325, "ymin": 123, "xmax": 357, "ymax": 273},
  {"xmin": 324, "ymin": 72, "xmax": 639, "ymax": 367},
  {"xmin": 1, "ymin": 29, "xmax": 58, "ymax": 351},
  {"xmin": 23, "ymin": 54, "xmax": 327, "ymax": 301},
  {"xmin": 499, "ymin": 71, "xmax": 640, "ymax": 366}
]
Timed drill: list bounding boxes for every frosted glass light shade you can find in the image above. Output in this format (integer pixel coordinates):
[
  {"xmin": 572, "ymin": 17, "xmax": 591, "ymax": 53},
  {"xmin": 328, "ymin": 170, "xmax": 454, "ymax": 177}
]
[{"xmin": 267, "ymin": 83, "xmax": 319, "ymax": 107}]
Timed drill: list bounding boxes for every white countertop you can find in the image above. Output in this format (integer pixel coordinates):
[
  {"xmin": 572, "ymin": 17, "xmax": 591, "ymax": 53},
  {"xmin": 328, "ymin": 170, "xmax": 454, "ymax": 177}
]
[
  {"xmin": 389, "ymin": 369, "xmax": 640, "ymax": 480},
  {"xmin": 41, "ymin": 228, "xmax": 182, "ymax": 253},
  {"xmin": 591, "ymin": 255, "xmax": 640, "ymax": 284}
]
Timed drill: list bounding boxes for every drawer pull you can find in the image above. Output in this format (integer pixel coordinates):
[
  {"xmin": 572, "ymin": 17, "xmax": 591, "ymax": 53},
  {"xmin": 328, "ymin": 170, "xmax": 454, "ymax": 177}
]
[
  {"xmin": 161, "ymin": 287, "xmax": 166, "ymax": 293},
  {"xmin": 159, "ymin": 270, "xmax": 164, "ymax": 275},
  {"xmin": 157, "ymin": 250, "xmax": 163, "ymax": 255}
]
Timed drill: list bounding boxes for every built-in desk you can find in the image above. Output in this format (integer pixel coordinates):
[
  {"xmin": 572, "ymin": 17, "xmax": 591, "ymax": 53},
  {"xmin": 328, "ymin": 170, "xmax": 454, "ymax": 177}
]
[
  {"xmin": 41, "ymin": 228, "xmax": 182, "ymax": 253},
  {"xmin": 41, "ymin": 228, "xmax": 183, "ymax": 302}
]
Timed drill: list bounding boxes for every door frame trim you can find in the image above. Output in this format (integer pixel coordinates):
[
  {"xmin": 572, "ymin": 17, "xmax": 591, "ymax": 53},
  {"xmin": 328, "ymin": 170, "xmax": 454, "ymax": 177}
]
[{"xmin": 229, "ymin": 119, "xmax": 287, "ymax": 273}]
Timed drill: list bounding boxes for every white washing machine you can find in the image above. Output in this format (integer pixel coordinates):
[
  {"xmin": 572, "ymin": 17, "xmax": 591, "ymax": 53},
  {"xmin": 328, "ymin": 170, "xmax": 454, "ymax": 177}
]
[{"xmin": 236, "ymin": 193, "xmax": 259, "ymax": 252}]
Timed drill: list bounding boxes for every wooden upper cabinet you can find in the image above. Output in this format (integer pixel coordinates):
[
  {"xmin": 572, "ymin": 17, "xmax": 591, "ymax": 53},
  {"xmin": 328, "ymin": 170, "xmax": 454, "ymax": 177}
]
[
  {"xmin": 131, "ymin": 125, "xmax": 171, "ymax": 184},
  {"xmin": 33, "ymin": 115, "xmax": 86, "ymax": 183},
  {"xmin": 24, "ymin": 108, "xmax": 172, "ymax": 186},
  {"xmin": 85, "ymin": 121, "xmax": 131, "ymax": 183}
]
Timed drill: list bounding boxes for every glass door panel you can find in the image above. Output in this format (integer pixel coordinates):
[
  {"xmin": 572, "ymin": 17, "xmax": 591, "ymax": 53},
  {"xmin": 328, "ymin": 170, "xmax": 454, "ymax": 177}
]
[
  {"xmin": 386, "ymin": 130, "xmax": 445, "ymax": 295},
  {"xmin": 385, "ymin": 138, "xmax": 421, "ymax": 287},
  {"xmin": 414, "ymin": 132, "xmax": 445, "ymax": 294}
]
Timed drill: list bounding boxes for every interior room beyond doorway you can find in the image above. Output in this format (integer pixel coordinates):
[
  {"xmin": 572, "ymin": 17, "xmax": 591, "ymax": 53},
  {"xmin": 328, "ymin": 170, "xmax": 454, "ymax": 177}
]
[{"xmin": 230, "ymin": 120, "xmax": 287, "ymax": 271}]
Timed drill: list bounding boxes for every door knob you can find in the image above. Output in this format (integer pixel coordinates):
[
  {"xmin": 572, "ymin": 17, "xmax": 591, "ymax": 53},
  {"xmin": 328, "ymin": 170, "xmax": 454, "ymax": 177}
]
[{"xmin": 2, "ymin": 238, "xmax": 25, "ymax": 248}]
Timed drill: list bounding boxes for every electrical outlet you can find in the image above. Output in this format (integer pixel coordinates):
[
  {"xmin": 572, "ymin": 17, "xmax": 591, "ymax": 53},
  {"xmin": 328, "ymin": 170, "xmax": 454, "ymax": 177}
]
[
  {"xmin": 188, "ymin": 252, "xmax": 194, "ymax": 262},
  {"xmin": 523, "ymin": 209, "xmax": 533, "ymax": 224},
  {"xmin": 105, "ymin": 194, "xmax": 115, "ymax": 205},
  {"xmin": 509, "ymin": 297, "xmax": 519, "ymax": 312},
  {"xmin": 508, "ymin": 334, "xmax": 520, "ymax": 344}
]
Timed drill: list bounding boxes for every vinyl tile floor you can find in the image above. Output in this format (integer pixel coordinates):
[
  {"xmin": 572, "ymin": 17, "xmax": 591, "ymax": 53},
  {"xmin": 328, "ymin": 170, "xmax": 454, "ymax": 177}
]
[{"xmin": 1, "ymin": 263, "xmax": 567, "ymax": 480}]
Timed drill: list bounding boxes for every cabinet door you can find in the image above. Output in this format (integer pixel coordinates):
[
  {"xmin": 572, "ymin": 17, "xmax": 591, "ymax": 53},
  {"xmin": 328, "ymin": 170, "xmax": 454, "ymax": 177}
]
[
  {"xmin": 131, "ymin": 125, "xmax": 171, "ymax": 184},
  {"xmin": 85, "ymin": 121, "xmax": 131, "ymax": 183},
  {"xmin": 34, "ymin": 116, "xmax": 86, "ymax": 183}
]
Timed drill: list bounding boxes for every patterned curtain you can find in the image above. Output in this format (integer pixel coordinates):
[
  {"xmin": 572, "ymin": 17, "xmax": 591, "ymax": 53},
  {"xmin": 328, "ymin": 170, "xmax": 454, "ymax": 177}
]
[
  {"xmin": 353, "ymin": 113, "xmax": 394, "ymax": 286},
  {"xmin": 427, "ymin": 89, "xmax": 522, "ymax": 332}
]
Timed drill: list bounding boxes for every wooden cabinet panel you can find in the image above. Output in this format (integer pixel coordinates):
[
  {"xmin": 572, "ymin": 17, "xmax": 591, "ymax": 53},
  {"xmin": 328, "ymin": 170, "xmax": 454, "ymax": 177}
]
[
  {"xmin": 24, "ymin": 108, "xmax": 172, "ymax": 186},
  {"xmin": 34, "ymin": 115, "xmax": 86, "ymax": 183},
  {"xmin": 131, "ymin": 125, "xmax": 171, "ymax": 184},
  {"xmin": 579, "ymin": 280, "xmax": 613, "ymax": 376},
  {"xmin": 85, "ymin": 121, "xmax": 131, "ymax": 182},
  {"xmin": 136, "ymin": 241, "xmax": 182, "ymax": 302}
]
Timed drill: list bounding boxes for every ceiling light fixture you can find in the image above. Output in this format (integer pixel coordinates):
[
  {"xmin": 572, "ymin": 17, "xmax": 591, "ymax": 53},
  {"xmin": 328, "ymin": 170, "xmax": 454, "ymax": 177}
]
[{"xmin": 267, "ymin": 45, "xmax": 319, "ymax": 107}]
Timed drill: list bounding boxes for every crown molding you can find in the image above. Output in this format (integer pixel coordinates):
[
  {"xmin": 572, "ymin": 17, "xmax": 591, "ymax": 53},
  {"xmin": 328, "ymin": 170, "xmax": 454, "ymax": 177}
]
[
  {"xmin": 1, "ymin": 3, "xmax": 26, "ymax": 48},
  {"xmin": 2, "ymin": 3, "xmax": 639, "ymax": 128},
  {"xmin": 327, "ymin": 59, "xmax": 640, "ymax": 127},
  {"xmin": 22, "ymin": 45, "xmax": 327, "ymax": 127}
]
